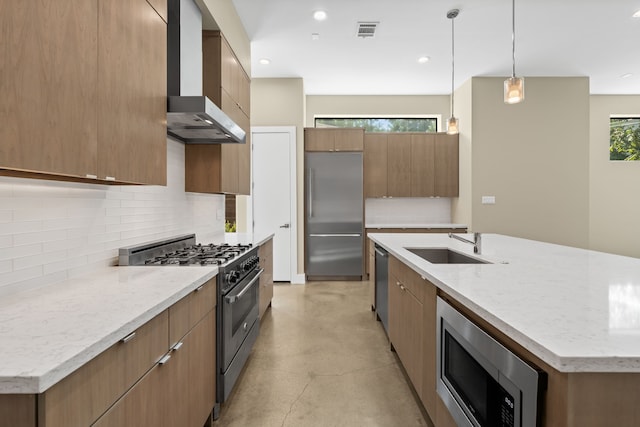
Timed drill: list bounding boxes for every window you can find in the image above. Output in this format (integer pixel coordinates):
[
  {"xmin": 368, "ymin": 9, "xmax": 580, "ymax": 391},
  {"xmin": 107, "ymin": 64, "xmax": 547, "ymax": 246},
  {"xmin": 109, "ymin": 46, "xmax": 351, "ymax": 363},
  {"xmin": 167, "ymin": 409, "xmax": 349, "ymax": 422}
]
[
  {"xmin": 315, "ymin": 116, "xmax": 439, "ymax": 133},
  {"xmin": 610, "ymin": 117, "xmax": 640, "ymax": 161}
]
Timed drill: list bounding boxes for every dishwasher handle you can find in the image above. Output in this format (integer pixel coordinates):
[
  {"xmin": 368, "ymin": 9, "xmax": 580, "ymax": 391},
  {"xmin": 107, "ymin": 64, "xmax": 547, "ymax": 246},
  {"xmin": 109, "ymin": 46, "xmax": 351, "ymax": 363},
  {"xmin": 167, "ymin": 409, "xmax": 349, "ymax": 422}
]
[{"xmin": 374, "ymin": 247, "xmax": 388, "ymax": 257}]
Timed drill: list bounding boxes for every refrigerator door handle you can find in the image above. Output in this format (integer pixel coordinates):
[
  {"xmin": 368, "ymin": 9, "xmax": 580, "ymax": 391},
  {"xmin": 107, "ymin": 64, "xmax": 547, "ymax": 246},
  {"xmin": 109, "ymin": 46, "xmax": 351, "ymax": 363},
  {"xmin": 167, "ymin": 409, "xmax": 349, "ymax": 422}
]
[
  {"xmin": 308, "ymin": 169, "xmax": 314, "ymax": 218},
  {"xmin": 309, "ymin": 234, "xmax": 362, "ymax": 237}
]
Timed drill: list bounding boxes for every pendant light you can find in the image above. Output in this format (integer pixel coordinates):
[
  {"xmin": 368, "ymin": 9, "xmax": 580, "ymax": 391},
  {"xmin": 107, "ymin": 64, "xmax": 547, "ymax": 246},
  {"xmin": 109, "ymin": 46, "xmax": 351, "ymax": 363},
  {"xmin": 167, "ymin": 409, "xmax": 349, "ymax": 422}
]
[
  {"xmin": 446, "ymin": 9, "xmax": 459, "ymax": 135},
  {"xmin": 504, "ymin": 0, "xmax": 524, "ymax": 104}
]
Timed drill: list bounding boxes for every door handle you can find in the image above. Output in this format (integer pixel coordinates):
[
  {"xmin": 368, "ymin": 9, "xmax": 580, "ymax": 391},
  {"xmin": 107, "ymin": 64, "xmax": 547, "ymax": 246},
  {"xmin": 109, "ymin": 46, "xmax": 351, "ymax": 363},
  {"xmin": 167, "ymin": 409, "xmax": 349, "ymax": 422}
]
[{"xmin": 280, "ymin": 223, "xmax": 290, "ymax": 229}]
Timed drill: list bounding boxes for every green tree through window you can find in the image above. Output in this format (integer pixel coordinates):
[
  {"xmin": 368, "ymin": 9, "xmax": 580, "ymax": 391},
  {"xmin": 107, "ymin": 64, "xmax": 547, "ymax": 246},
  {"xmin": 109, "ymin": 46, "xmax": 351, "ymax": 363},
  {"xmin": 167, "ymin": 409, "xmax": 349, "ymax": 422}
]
[
  {"xmin": 315, "ymin": 117, "xmax": 437, "ymax": 133},
  {"xmin": 610, "ymin": 118, "xmax": 640, "ymax": 161}
]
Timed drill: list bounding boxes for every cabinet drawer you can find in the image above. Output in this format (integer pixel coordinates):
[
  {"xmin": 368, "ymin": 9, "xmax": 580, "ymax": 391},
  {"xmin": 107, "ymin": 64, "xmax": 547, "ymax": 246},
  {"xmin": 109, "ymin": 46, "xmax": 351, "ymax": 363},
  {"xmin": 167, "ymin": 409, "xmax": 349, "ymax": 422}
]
[
  {"xmin": 389, "ymin": 256, "xmax": 424, "ymax": 301},
  {"xmin": 39, "ymin": 311, "xmax": 169, "ymax": 427},
  {"xmin": 169, "ymin": 278, "xmax": 216, "ymax": 346}
]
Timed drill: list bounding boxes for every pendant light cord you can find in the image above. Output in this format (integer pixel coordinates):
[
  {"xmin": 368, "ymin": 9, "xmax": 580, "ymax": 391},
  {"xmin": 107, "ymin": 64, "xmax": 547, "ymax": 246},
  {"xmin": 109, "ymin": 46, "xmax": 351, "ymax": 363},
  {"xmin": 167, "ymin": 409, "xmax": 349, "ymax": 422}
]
[
  {"xmin": 511, "ymin": 0, "xmax": 516, "ymax": 78},
  {"xmin": 447, "ymin": 9, "xmax": 459, "ymax": 118},
  {"xmin": 451, "ymin": 15, "xmax": 455, "ymax": 116}
]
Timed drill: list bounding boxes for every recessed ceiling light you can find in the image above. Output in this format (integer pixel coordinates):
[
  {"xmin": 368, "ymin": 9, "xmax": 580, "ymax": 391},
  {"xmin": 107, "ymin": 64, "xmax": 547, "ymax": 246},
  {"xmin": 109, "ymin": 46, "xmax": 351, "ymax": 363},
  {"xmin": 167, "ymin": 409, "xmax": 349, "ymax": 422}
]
[
  {"xmin": 311, "ymin": 33, "xmax": 320, "ymax": 41},
  {"xmin": 418, "ymin": 56, "xmax": 430, "ymax": 64},
  {"xmin": 259, "ymin": 58, "xmax": 271, "ymax": 65},
  {"xmin": 313, "ymin": 10, "xmax": 327, "ymax": 21},
  {"xmin": 621, "ymin": 73, "xmax": 633, "ymax": 79},
  {"xmin": 633, "ymin": 9, "xmax": 640, "ymax": 18}
]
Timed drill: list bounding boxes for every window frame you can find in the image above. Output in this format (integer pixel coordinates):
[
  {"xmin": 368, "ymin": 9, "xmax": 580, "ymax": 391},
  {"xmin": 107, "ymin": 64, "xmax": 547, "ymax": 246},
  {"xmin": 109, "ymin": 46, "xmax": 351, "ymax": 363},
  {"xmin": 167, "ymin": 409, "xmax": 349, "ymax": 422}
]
[{"xmin": 313, "ymin": 114, "xmax": 442, "ymax": 133}]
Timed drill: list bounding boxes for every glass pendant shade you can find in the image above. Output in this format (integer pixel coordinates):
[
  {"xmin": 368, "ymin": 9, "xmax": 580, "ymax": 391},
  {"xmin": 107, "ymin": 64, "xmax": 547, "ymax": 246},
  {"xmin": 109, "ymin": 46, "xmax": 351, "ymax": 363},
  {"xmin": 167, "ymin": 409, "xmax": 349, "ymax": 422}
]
[
  {"xmin": 504, "ymin": 76, "xmax": 524, "ymax": 104},
  {"xmin": 447, "ymin": 116, "xmax": 459, "ymax": 135}
]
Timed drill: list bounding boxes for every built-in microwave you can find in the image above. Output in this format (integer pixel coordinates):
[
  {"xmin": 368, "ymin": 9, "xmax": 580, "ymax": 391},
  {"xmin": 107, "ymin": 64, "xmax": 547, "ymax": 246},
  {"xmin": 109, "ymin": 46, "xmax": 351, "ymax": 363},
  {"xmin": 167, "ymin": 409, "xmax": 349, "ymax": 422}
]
[{"xmin": 436, "ymin": 297, "xmax": 546, "ymax": 427}]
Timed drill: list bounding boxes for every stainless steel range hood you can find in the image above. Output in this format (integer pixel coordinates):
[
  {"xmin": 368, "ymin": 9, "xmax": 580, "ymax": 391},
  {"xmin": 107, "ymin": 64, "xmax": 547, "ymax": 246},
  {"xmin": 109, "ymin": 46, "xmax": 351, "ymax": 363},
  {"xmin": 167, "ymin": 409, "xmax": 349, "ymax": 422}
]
[{"xmin": 166, "ymin": 0, "xmax": 245, "ymax": 144}]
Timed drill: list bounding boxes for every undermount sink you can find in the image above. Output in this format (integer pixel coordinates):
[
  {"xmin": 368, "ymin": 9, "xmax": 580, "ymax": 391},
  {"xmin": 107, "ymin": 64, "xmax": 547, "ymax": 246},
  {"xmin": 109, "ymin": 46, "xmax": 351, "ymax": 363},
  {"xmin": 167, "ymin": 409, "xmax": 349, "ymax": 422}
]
[{"xmin": 405, "ymin": 248, "xmax": 491, "ymax": 264}]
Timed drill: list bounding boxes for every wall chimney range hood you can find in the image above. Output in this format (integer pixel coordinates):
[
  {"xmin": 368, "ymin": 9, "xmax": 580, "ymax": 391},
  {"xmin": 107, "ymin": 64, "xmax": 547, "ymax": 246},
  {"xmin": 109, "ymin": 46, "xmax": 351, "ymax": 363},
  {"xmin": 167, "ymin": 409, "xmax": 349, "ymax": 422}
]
[{"xmin": 166, "ymin": 0, "xmax": 245, "ymax": 144}]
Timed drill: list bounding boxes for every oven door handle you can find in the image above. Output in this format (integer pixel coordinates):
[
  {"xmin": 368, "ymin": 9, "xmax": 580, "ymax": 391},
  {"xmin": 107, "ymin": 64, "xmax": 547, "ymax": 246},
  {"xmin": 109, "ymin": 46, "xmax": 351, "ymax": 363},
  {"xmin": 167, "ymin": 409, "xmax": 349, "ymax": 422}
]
[{"xmin": 225, "ymin": 268, "xmax": 264, "ymax": 304}]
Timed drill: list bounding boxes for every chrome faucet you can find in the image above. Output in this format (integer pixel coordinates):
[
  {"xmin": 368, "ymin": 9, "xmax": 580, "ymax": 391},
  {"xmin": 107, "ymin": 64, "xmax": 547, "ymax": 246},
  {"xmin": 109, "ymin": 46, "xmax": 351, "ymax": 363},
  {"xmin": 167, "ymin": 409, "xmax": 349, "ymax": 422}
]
[{"xmin": 448, "ymin": 232, "xmax": 482, "ymax": 254}]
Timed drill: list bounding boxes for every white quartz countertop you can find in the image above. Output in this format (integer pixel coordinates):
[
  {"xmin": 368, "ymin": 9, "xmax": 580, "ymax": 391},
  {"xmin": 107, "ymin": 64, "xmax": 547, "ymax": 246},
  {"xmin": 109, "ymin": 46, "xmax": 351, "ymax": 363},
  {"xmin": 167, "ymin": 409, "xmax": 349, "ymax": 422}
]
[
  {"xmin": 365, "ymin": 223, "xmax": 467, "ymax": 229},
  {"xmin": 0, "ymin": 266, "xmax": 217, "ymax": 394},
  {"xmin": 368, "ymin": 233, "xmax": 640, "ymax": 373},
  {"xmin": 223, "ymin": 232, "xmax": 274, "ymax": 247}
]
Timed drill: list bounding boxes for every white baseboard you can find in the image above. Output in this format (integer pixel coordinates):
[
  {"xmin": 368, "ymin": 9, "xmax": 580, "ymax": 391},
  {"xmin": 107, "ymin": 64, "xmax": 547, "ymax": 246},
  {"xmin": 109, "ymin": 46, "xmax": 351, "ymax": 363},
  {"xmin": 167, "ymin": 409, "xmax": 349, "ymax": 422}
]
[{"xmin": 290, "ymin": 274, "xmax": 306, "ymax": 285}]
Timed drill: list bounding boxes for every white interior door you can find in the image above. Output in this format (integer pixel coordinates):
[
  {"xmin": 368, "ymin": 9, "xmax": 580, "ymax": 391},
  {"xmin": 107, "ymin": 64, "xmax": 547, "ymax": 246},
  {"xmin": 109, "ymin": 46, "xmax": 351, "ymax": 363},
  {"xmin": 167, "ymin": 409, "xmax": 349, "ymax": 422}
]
[{"xmin": 252, "ymin": 128, "xmax": 294, "ymax": 282}]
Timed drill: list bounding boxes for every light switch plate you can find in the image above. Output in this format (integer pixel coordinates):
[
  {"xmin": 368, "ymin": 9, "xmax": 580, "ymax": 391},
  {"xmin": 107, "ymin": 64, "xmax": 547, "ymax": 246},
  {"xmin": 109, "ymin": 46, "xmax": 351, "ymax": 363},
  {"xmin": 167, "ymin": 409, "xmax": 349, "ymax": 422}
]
[{"xmin": 482, "ymin": 196, "xmax": 496, "ymax": 204}]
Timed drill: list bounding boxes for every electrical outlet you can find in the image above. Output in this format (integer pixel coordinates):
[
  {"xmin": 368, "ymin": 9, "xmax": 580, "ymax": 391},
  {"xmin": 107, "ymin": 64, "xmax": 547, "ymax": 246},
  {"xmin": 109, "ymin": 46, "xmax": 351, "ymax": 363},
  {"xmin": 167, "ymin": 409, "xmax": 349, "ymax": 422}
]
[{"xmin": 481, "ymin": 196, "xmax": 496, "ymax": 205}]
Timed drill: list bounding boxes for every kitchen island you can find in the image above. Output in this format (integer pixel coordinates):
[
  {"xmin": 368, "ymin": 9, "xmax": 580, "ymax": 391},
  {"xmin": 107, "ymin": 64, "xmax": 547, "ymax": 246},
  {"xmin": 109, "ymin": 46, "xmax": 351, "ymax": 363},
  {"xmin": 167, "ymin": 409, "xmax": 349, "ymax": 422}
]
[{"xmin": 369, "ymin": 232, "xmax": 640, "ymax": 427}]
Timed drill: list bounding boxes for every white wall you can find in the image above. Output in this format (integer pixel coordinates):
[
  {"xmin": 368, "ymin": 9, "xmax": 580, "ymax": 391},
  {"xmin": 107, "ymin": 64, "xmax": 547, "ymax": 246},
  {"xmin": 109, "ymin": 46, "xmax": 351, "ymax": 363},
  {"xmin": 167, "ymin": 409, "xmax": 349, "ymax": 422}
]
[
  {"xmin": 0, "ymin": 140, "xmax": 225, "ymax": 296},
  {"xmin": 365, "ymin": 198, "xmax": 452, "ymax": 225}
]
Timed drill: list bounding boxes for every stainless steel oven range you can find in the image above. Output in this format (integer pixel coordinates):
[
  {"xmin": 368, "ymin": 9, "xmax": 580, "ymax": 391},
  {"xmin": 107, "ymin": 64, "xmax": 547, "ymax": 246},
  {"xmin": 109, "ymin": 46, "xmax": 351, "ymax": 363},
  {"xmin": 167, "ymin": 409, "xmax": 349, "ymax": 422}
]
[{"xmin": 119, "ymin": 234, "xmax": 263, "ymax": 416}]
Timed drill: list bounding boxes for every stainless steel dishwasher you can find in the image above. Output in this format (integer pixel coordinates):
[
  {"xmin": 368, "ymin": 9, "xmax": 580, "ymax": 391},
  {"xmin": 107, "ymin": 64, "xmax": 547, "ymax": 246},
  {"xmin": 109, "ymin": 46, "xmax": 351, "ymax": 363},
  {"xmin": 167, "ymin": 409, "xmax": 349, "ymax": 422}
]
[{"xmin": 374, "ymin": 245, "xmax": 389, "ymax": 333}]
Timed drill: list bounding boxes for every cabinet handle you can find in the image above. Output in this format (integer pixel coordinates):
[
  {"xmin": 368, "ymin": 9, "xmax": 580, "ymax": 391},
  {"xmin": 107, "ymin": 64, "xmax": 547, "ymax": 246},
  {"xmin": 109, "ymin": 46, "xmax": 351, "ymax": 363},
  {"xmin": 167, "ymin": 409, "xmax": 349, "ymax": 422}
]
[
  {"xmin": 85, "ymin": 174, "xmax": 97, "ymax": 179},
  {"xmin": 158, "ymin": 354, "xmax": 172, "ymax": 365},
  {"xmin": 195, "ymin": 284, "xmax": 205, "ymax": 292},
  {"xmin": 172, "ymin": 341, "xmax": 184, "ymax": 351},
  {"xmin": 121, "ymin": 332, "xmax": 136, "ymax": 343},
  {"xmin": 399, "ymin": 284, "xmax": 406, "ymax": 291},
  {"xmin": 396, "ymin": 281, "xmax": 401, "ymax": 287},
  {"xmin": 105, "ymin": 176, "xmax": 116, "ymax": 181}
]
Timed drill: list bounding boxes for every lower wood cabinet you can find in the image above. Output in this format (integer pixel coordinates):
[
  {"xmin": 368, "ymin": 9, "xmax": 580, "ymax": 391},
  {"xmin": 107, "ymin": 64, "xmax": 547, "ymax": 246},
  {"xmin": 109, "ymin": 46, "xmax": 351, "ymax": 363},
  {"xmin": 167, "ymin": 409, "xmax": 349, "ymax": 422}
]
[
  {"xmin": 1, "ymin": 278, "xmax": 218, "ymax": 427},
  {"xmin": 259, "ymin": 237, "xmax": 274, "ymax": 319},
  {"xmin": 388, "ymin": 256, "xmax": 425, "ymax": 398},
  {"xmin": 93, "ymin": 309, "xmax": 216, "ymax": 427},
  {"xmin": 387, "ymin": 256, "xmax": 438, "ymax": 421}
]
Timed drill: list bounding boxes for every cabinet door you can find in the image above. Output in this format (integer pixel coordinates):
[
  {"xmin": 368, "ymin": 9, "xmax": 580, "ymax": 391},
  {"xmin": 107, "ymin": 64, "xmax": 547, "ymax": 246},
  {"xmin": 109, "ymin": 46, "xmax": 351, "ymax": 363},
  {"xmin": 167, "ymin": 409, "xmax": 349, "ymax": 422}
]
[
  {"xmin": 220, "ymin": 92, "xmax": 241, "ymax": 194},
  {"xmin": 237, "ymin": 111, "xmax": 251, "ymax": 195},
  {"xmin": 259, "ymin": 239, "xmax": 274, "ymax": 319},
  {"xmin": 238, "ymin": 70, "xmax": 251, "ymax": 117},
  {"xmin": 400, "ymin": 286, "xmax": 424, "ymax": 396},
  {"xmin": 421, "ymin": 279, "xmax": 438, "ymax": 416},
  {"xmin": 221, "ymin": 38, "xmax": 239, "ymax": 103},
  {"xmin": 434, "ymin": 133, "xmax": 459, "ymax": 197},
  {"xmin": 364, "ymin": 134, "xmax": 388, "ymax": 198},
  {"xmin": 0, "ymin": 0, "xmax": 98, "ymax": 179},
  {"xmin": 334, "ymin": 129, "xmax": 364, "ymax": 151},
  {"xmin": 98, "ymin": 0, "xmax": 167, "ymax": 185},
  {"xmin": 304, "ymin": 128, "xmax": 335, "ymax": 151},
  {"xmin": 387, "ymin": 134, "xmax": 412, "ymax": 197},
  {"xmin": 388, "ymin": 269, "xmax": 402, "ymax": 352},
  {"xmin": 411, "ymin": 134, "xmax": 436, "ymax": 197}
]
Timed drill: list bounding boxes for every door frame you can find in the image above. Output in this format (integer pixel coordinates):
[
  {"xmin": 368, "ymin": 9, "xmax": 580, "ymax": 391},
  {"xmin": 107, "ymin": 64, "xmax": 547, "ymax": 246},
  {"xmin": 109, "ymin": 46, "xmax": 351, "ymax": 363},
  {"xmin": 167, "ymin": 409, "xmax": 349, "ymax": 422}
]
[{"xmin": 249, "ymin": 126, "xmax": 303, "ymax": 284}]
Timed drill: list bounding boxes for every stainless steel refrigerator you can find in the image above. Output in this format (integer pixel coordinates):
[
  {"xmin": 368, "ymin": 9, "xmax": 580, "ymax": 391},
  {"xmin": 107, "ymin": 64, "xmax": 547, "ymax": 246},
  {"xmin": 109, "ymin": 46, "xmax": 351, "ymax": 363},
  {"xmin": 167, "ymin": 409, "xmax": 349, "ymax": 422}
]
[{"xmin": 305, "ymin": 152, "xmax": 364, "ymax": 279}]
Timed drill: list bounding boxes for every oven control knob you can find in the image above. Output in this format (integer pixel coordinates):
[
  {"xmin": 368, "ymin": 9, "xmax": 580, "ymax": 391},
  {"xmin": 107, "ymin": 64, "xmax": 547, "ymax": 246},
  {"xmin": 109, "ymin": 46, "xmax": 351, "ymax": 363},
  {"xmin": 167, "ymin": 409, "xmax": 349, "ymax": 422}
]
[{"xmin": 226, "ymin": 271, "xmax": 238, "ymax": 284}]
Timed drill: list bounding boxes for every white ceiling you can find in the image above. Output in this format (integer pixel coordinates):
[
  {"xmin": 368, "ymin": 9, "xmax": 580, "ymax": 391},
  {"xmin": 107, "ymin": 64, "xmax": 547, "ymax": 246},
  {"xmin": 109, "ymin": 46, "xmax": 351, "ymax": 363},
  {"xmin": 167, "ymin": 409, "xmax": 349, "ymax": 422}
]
[{"xmin": 230, "ymin": 0, "xmax": 640, "ymax": 95}]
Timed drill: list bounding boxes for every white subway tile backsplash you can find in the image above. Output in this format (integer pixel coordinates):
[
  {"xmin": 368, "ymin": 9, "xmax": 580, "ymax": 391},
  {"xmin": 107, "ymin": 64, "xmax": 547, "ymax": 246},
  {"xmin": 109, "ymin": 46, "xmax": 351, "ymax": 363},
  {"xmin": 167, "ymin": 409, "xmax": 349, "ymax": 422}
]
[{"xmin": 0, "ymin": 140, "xmax": 224, "ymax": 293}]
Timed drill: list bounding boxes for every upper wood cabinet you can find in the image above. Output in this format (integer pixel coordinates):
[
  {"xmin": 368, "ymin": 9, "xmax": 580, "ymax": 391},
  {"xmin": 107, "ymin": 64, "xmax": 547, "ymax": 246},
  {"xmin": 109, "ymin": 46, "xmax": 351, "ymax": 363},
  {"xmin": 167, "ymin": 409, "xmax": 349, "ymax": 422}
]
[
  {"xmin": 410, "ymin": 134, "xmax": 435, "ymax": 197},
  {"xmin": 435, "ymin": 133, "xmax": 459, "ymax": 197},
  {"xmin": 304, "ymin": 128, "xmax": 364, "ymax": 152},
  {"xmin": 364, "ymin": 134, "xmax": 388, "ymax": 197},
  {"xmin": 0, "ymin": 0, "xmax": 167, "ymax": 186},
  {"xmin": 145, "ymin": 0, "xmax": 167, "ymax": 22},
  {"xmin": 186, "ymin": 31, "xmax": 250, "ymax": 195},
  {"xmin": 387, "ymin": 134, "xmax": 412, "ymax": 197},
  {"xmin": 363, "ymin": 132, "xmax": 458, "ymax": 198},
  {"xmin": 98, "ymin": 0, "xmax": 167, "ymax": 185}
]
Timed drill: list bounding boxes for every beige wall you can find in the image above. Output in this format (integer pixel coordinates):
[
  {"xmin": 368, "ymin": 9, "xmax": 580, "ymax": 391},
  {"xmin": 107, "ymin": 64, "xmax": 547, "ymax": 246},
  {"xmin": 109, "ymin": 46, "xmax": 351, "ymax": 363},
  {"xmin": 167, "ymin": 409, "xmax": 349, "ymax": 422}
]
[
  {"xmin": 462, "ymin": 77, "xmax": 591, "ymax": 249},
  {"xmin": 200, "ymin": 0, "xmax": 251, "ymax": 73},
  {"xmin": 589, "ymin": 96, "xmax": 640, "ymax": 258},
  {"xmin": 452, "ymin": 79, "xmax": 473, "ymax": 228},
  {"xmin": 252, "ymin": 78, "xmax": 306, "ymax": 273},
  {"xmin": 305, "ymin": 95, "xmax": 449, "ymax": 128}
]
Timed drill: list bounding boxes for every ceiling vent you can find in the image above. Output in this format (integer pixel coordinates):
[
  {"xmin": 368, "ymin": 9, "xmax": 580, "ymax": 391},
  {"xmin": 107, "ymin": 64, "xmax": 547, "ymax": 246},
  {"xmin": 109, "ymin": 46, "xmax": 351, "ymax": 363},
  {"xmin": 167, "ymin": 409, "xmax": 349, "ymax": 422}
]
[{"xmin": 356, "ymin": 22, "xmax": 379, "ymax": 38}]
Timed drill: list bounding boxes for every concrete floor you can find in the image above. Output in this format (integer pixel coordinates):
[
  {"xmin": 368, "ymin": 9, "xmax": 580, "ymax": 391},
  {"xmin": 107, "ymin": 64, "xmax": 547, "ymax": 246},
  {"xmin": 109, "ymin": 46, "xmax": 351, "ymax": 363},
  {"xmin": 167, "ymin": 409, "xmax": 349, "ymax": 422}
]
[{"xmin": 214, "ymin": 281, "xmax": 430, "ymax": 427}]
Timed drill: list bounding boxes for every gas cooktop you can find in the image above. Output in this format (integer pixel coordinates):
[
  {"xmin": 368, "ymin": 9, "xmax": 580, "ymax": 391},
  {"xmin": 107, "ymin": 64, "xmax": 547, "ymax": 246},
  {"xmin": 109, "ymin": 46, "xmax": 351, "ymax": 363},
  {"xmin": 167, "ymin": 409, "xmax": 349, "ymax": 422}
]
[
  {"xmin": 118, "ymin": 234, "xmax": 252, "ymax": 267},
  {"xmin": 143, "ymin": 243, "xmax": 252, "ymax": 266}
]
